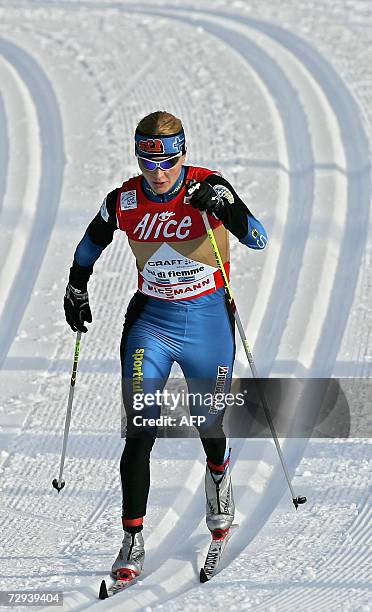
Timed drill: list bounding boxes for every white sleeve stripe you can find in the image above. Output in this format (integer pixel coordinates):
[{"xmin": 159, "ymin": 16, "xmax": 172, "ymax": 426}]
[{"xmin": 100, "ymin": 196, "xmax": 109, "ymax": 222}]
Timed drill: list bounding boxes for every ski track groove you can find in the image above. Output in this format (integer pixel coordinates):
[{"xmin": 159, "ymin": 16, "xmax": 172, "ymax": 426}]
[
  {"xmin": 0, "ymin": 94, "xmax": 8, "ymax": 216},
  {"xmin": 0, "ymin": 37, "xmax": 65, "ymax": 369},
  {"xmin": 75, "ymin": 444, "xmax": 279, "ymax": 612},
  {"xmin": 65, "ymin": 447, "xmax": 277, "ymax": 610},
  {"xmin": 0, "ymin": 51, "xmax": 41, "ymax": 329},
  {"xmin": 225, "ymin": 10, "xmax": 370, "ymax": 611},
  {"xmin": 129, "ymin": 448, "xmax": 286, "ymax": 612},
  {"xmin": 236, "ymin": 12, "xmax": 371, "ymax": 379},
  {"xmin": 242, "ymin": 20, "xmax": 347, "ymax": 376}
]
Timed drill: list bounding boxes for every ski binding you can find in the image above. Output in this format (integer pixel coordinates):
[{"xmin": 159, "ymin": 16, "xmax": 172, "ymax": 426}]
[
  {"xmin": 99, "ymin": 568, "xmax": 138, "ymax": 599},
  {"xmin": 200, "ymin": 524, "xmax": 238, "ymax": 582}
]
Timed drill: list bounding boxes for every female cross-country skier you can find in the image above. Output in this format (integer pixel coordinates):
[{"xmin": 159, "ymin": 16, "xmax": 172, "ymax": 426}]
[{"xmin": 64, "ymin": 111, "xmax": 268, "ymax": 583}]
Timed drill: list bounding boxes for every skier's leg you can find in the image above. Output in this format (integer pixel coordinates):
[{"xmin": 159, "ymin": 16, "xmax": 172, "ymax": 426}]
[
  {"xmin": 181, "ymin": 292, "xmax": 234, "ymax": 448},
  {"xmin": 120, "ymin": 330, "xmax": 173, "ymax": 525},
  {"xmin": 180, "ymin": 291, "xmax": 235, "ymax": 531},
  {"xmin": 199, "ymin": 426, "xmax": 228, "ymax": 466},
  {"xmin": 120, "ymin": 434, "xmax": 155, "ymax": 524},
  {"xmin": 113, "ymin": 293, "xmax": 174, "ymax": 578}
]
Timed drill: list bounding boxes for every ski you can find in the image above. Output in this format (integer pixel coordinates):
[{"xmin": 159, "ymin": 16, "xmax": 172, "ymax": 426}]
[
  {"xmin": 200, "ymin": 524, "xmax": 238, "ymax": 583},
  {"xmin": 99, "ymin": 569, "xmax": 138, "ymax": 599}
]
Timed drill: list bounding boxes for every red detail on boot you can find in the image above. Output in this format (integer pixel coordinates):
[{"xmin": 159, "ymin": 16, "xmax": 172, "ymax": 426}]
[
  {"xmin": 212, "ymin": 528, "xmax": 230, "ymax": 540},
  {"xmin": 122, "ymin": 517, "xmax": 143, "ymax": 528},
  {"xmin": 207, "ymin": 449, "xmax": 231, "ymax": 473},
  {"xmin": 116, "ymin": 568, "xmax": 139, "ymax": 582}
]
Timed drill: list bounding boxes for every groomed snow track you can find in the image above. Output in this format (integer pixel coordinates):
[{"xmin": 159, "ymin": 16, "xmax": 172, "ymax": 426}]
[
  {"xmin": 0, "ymin": 38, "xmax": 65, "ymax": 368},
  {"xmin": 0, "ymin": 3, "xmax": 370, "ymax": 612}
]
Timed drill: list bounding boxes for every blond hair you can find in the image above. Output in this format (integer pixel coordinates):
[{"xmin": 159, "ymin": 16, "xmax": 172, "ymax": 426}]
[{"xmin": 136, "ymin": 111, "xmax": 183, "ymax": 135}]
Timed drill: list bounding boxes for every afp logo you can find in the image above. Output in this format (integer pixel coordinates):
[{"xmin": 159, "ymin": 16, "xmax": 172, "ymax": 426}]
[{"xmin": 138, "ymin": 139, "xmax": 164, "ymax": 154}]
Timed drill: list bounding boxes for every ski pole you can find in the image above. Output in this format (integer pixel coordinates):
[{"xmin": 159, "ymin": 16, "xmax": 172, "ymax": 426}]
[
  {"xmin": 200, "ymin": 210, "xmax": 306, "ymax": 510},
  {"xmin": 52, "ymin": 331, "xmax": 82, "ymax": 493}
]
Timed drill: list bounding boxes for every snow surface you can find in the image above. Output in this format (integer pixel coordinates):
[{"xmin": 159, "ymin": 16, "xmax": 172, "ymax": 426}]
[{"xmin": 0, "ymin": 1, "xmax": 371, "ymax": 611}]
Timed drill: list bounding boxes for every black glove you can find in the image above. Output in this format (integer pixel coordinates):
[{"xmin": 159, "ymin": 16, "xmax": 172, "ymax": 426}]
[
  {"xmin": 64, "ymin": 283, "xmax": 92, "ymax": 333},
  {"xmin": 185, "ymin": 181, "xmax": 225, "ymax": 216}
]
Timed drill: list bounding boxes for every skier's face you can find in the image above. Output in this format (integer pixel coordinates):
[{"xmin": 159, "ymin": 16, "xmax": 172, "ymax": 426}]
[{"xmin": 138, "ymin": 154, "xmax": 186, "ymax": 194}]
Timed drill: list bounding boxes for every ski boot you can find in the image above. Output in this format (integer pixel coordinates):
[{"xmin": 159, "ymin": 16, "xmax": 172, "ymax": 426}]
[
  {"xmin": 111, "ymin": 531, "xmax": 145, "ymax": 581},
  {"xmin": 205, "ymin": 451, "xmax": 235, "ymax": 534}
]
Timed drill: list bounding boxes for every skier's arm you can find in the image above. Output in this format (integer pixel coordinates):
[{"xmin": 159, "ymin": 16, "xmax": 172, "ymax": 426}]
[
  {"xmin": 206, "ymin": 174, "xmax": 267, "ymax": 249},
  {"xmin": 64, "ymin": 189, "xmax": 118, "ymax": 333},
  {"xmin": 68, "ymin": 188, "xmax": 119, "ymax": 290},
  {"xmin": 187, "ymin": 175, "xmax": 268, "ymax": 250}
]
